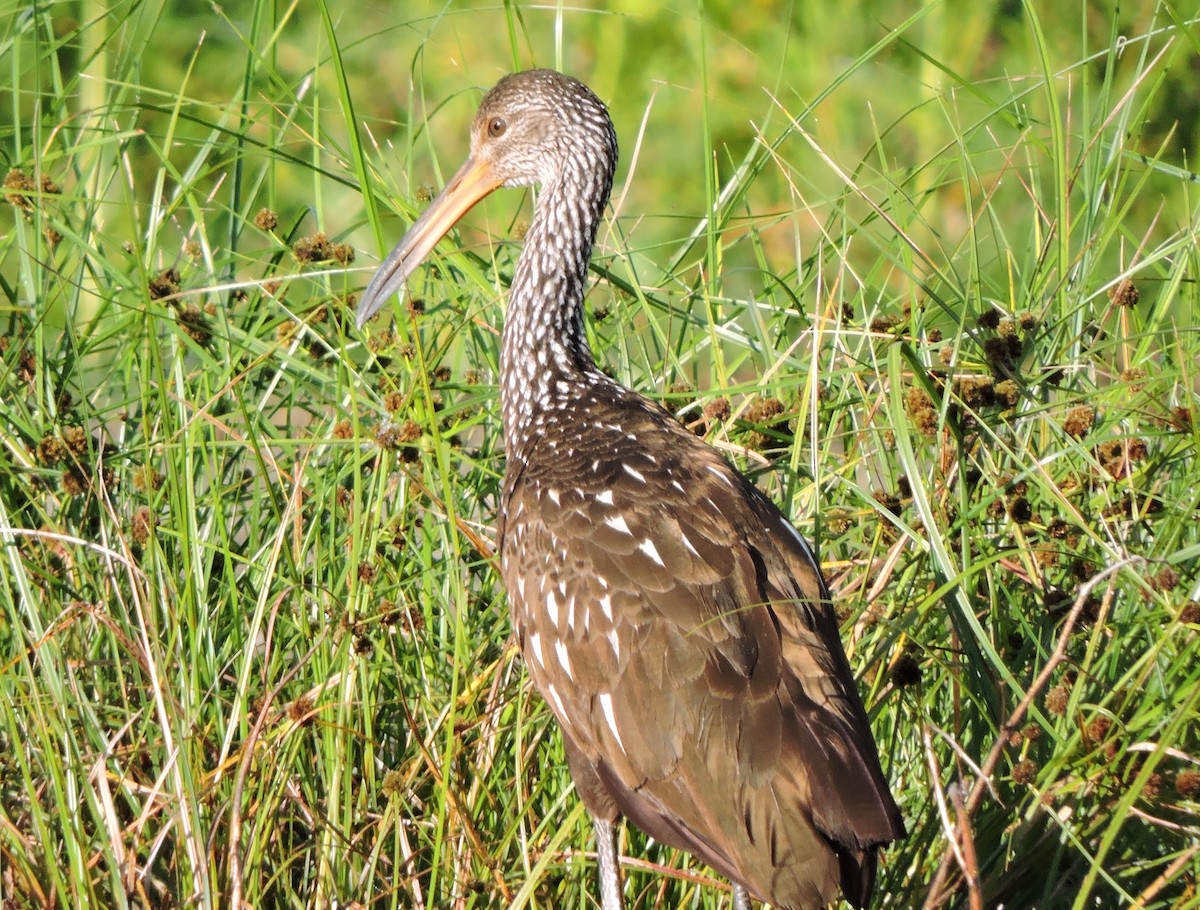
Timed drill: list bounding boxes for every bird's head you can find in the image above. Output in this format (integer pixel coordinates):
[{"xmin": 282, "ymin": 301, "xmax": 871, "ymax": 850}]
[
  {"xmin": 356, "ymin": 69, "xmax": 616, "ymax": 327},
  {"xmin": 467, "ymin": 69, "xmax": 616, "ymax": 189}
]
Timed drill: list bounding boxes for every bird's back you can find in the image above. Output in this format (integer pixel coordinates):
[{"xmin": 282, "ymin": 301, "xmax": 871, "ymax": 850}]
[{"xmin": 498, "ymin": 377, "xmax": 904, "ymax": 908}]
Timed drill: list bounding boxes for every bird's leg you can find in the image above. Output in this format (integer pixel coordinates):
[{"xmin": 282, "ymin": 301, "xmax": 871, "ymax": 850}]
[
  {"xmin": 593, "ymin": 816, "xmax": 624, "ymax": 910},
  {"xmin": 732, "ymin": 883, "xmax": 753, "ymax": 910}
]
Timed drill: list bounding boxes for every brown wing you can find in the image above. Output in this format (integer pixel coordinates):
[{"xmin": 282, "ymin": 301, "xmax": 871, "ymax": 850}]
[{"xmin": 500, "ymin": 393, "xmax": 903, "ymax": 910}]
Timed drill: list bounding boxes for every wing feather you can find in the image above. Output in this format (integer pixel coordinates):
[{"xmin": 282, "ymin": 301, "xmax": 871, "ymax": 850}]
[{"xmin": 501, "ymin": 401, "xmax": 902, "ymax": 909}]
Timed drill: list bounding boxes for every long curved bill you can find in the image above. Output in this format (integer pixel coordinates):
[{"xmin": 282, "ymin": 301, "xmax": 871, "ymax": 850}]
[{"xmin": 356, "ymin": 155, "xmax": 503, "ymax": 328}]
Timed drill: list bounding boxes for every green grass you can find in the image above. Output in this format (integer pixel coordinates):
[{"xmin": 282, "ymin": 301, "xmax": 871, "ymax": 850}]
[{"xmin": 2, "ymin": 1, "xmax": 1199, "ymax": 908}]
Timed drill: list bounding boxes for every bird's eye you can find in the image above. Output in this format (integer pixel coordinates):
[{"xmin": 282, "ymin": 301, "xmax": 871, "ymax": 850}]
[{"xmin": 487, "ymin": 117, "xmax": 507, "ymax": 138}]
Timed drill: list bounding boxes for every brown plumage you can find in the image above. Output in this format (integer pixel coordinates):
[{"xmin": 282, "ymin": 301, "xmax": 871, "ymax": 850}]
[{"xmin": 357, "ymin": 68, "xmax": 904, "ymax": 909}]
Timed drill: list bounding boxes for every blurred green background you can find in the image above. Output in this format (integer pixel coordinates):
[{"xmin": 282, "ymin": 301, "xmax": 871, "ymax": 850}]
[{"xmin": 7, "ymin": 0, "xmax": 1196, "ymax": 314}]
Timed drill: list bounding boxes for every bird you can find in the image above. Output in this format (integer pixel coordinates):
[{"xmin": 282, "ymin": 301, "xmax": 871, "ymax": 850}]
[{"xmin": 356, "ymin": 69, "xmax": 905, "ymax": 910}]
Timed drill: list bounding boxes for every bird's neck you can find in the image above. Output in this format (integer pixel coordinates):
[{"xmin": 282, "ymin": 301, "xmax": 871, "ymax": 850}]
[{"xmin": 499, "ymin": 166, "xmax": 612, "ymax": 463}]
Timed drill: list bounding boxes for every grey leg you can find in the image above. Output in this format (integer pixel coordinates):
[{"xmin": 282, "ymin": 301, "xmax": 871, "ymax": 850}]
[
  {"xmin": 593, "ymin": 816, "xmax": 624, "ymax": 910},
  {"xmin": 733, "ymin": 883, "xmax": 752, "ymax": 910}
]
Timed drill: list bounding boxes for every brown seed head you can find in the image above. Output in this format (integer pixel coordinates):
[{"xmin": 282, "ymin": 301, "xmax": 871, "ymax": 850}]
[
  {"xmin": 825, "ymin": 508, "xmax": 851, "ymax": 536},
  {"xmin": 889, "ymin": 653, "xmax": 922, "ymax": 688},
  {"xmin": 35, "ymin": 436, "xmax": 67, "ymax": 466},
  {"xmin": 375, "ymin": 420, "xmax": 423, "ymax": 452},
  {"xmin": 956, "ymin": 376, "xmax": 995, "ymax": 409},
  {"xmin": 148, "ymin": 268, "xmax": 181, "ymax": 301},
  {"xmin": 1086, "ymin": 715, "xmax": 1112, "ymax": 746},
  {"xmin": 1012, "ymin": 759, "xmax": 1038, "ymax": 785},
  {"xmin": 61, "ymin": 467, "xmax": 88, "ymax": 495},
  {"xmin": 983, "ymin": 335, "xmax": 1022, "ymax": 373},
  {"xmin": 702, "ymin": 396, "xmax": 731, "ymax": 421},
  {"xmin": 1108, "ymin": 278, "xmax": 1139, "ymax": 308},
  {"xmin": 132, "ymin": 465, "xmax": 164, "ymax": 492},
  {"xmin": 288, "ymin": 695, "xmax": 316, "ymax": 726},
  {"xmin": 1062, "ymin": 405, "xmax": 1095, "ymax": 438},
  {"xmin": 1150, "ymin": 566, "xmax": 1179, "ymax": 592},
  {"xmin": 131, "ymin": 507, "xmax": 156, "ymax": 544},
  {"xmin": 293, "ymin": 233, "xmax": 346, "ymax": 263},
  {"xmin": 1045, "ymin": 685, "xmax": 1070, "ymax": 716},
  {"xmin": 382, "ymin": 769, "xmax": 404, "ymax": 797},
  {"xmin": 873, "ymin": 489, "xmax": 901, "ymax": 515},
  {"xmin": 904, "ymin": 387, "xmax": 938, "ymax": 438},
  {"xmin": 1175, "ymin": 768, "xmax": 1200, "ymax": 798},
  {"xmin": 1046, "ymin": 517, "xmax": 1071, "ymax": 539},
  {"xmin": 1034, "ymin": 543, "xmax": 1059, "ymax": 568},
  {"xmin": 976, "ymin": 308, "xmax": 1002, "ymax": 330},
  {"xmin": 905, "ymin": 386, "xmax": 934, "ymax": 413},
  {"xmin": 3, "ymin": 168, "xmax": 36, "ymax": 211},
  {"xmin": 178, "ymin": 305, "xmax": 213, "ymax": 346},
  {"xmin": 1007, "ymin": 496, "xmax": 1033, "ymax": 524},
  {"xmin": 994, "ymin": 379, "xmax": 1019, "ymax": 408},
  {"xmin": 869, "ymin": 314, "xmax": 902, "ymax": 335},
  {"xmin": 745, "ymin": 396, "xmax": 784, "ymax": 424},
  {"xmin": 62, "ymin": 426, "xmax": 89, "ymax": 456},
  {"xmin": 1121, "ymin": 368, "xmax": 1148, "ymax": 388}
]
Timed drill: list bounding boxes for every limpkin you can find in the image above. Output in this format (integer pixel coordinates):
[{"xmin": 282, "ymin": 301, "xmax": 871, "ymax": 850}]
[{"xmin": 356, "ymin": 69, "xmax": 904, "ymax": 909}]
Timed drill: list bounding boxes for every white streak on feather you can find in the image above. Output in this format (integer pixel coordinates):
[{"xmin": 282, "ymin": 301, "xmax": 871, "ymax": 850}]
[
  {"xmin": 680, "ymin": 531, "xmax": 701, "ymax": 558},
  {"xmin": 604, "ymin": 514, "xmax": 632, "ymax": 535},
  {"xmin": 554, "ymin": 639, "xmax": 574, "ymax": 679},
  {"xmin": 529, "ymin": 632, "xmax": 544, "ymax": 667},
  {"xmin": 547, "ymin": 683, "xmax": 568, "ymax": 720},
  {"xmin": 639, "ymin": 538, "xmax": 664, "ymax": 566},
  {"xmin": 598, "ymin": 692, "xmax": 625, "ymax": 750},
  {"xmin": 707, "ymin": 464, "xmax": 736, "ymax": 488}
]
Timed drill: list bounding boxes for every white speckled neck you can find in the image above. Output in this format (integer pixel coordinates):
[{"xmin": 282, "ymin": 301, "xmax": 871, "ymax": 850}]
[{"xmin": 499, "ymin": 114, "xmax": 617, "ymax": 464}]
